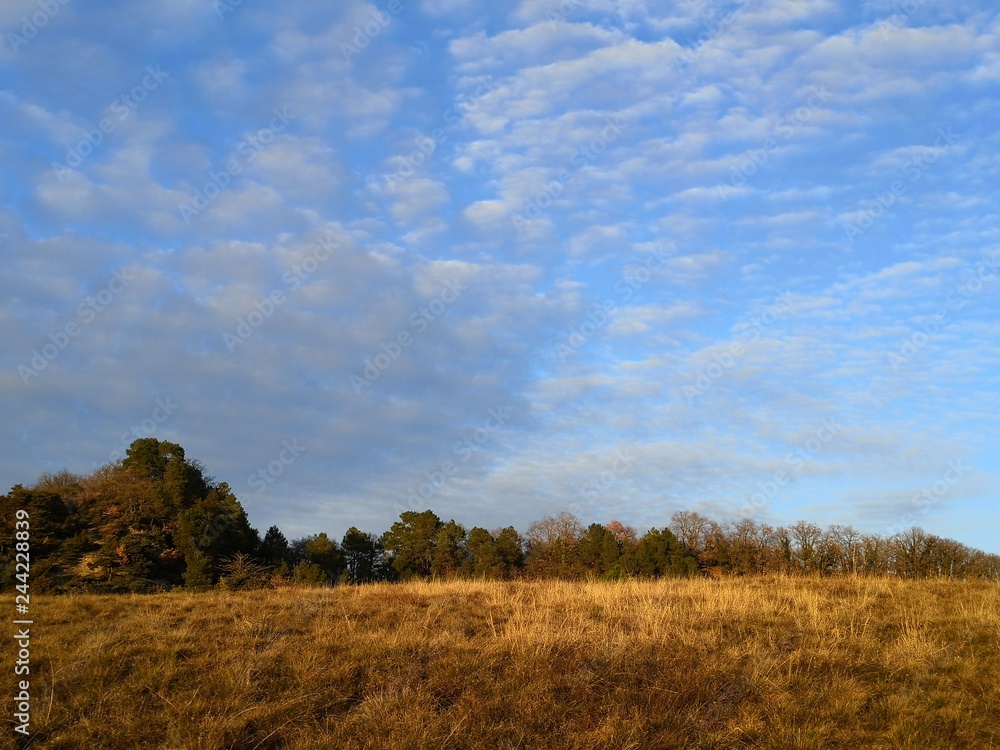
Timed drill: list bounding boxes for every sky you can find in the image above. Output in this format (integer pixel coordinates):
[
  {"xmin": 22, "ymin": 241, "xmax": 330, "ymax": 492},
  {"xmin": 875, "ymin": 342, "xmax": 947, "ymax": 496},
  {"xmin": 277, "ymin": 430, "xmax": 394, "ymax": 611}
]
[{"xmin": 1, "ymin": 0, "xmax": 998, "ymax": 553}]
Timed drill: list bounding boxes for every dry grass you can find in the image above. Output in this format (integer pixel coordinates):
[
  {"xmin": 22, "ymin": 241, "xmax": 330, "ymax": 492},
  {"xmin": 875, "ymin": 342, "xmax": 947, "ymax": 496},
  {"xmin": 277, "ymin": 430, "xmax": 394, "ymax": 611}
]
[{"xmin": 5, "ymin": 577, "xmax": 999, "ymax": 749}]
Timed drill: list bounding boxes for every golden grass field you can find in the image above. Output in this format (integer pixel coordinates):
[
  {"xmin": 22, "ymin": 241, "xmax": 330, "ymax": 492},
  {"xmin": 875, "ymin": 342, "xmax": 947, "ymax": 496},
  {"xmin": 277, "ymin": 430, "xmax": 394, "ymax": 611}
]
[{"xmin": 6, "ymin": 577, "xmax": 999, "ymax": 749}]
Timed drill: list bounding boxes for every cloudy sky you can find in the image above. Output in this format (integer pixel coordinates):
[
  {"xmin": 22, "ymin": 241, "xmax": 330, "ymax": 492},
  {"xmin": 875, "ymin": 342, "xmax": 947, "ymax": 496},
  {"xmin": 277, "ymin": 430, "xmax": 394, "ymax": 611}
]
[{"xmin": 2, "ymin": 0, "xmax": 998, "ymax": 551}]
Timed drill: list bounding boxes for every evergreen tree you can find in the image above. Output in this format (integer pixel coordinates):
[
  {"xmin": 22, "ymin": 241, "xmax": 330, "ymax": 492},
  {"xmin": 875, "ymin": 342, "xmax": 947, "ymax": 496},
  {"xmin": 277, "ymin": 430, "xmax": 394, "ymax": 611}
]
[
  {"xmin": 183, "ymin": 550, "xmax": 214, "ymax": 590},
  {"xmin": 381, "ymin": 510, "xmax": 442, "ymax": 579},
  {"xmin": 431, "ymin": 520, "xmax": 467, "ymax": 579},
  {"xmin": 341, "ymin": 527, "xmax": 383, "ymax": 583},
  {"xmin": 259, "ymin": 525, "xmax": 291, "ymax": 567},
  {"xmin": 494, "ymin": 526, "xmax": 525, "ymax": 578},
  {"xmin": 304, "ymin": 533, "xmax": 344, "ymax": 582}
]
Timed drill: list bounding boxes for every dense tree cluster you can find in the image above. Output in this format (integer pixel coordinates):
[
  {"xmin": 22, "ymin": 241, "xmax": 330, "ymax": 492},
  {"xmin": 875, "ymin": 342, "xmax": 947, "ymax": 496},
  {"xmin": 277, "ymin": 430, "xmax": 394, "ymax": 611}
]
[{"xmin": 1, "ymin": 439, "xmax": 997, "ymax": 592}]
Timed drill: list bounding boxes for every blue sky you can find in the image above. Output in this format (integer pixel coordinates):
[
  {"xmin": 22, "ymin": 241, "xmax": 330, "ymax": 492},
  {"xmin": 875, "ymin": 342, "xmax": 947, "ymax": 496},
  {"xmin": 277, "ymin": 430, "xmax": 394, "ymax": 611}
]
[{"xmin": 2, "ymin": 0, "xmax": 998, "ymax": 552}]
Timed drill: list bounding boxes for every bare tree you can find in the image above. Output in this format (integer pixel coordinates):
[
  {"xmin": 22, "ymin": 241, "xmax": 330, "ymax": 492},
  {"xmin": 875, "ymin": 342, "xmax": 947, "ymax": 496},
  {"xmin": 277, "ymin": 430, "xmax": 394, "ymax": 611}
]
[
  {"xmin": 827, "ymin": 525, "xmax": 862, "ymax": 576},
  {"xmin": 789, "ymin": 521, "xmax": 823, "ymax": 573},
  {"xmin": 669, "ymin": 510, "xmax": 712, "ymax": 555}
]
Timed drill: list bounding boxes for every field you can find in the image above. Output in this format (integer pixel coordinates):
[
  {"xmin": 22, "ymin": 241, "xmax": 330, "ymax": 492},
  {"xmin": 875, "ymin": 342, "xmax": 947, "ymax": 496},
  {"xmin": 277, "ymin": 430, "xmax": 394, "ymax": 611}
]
[{"xmin": 6, "ymin": 577, "xmax": 999, "ymax": 749}]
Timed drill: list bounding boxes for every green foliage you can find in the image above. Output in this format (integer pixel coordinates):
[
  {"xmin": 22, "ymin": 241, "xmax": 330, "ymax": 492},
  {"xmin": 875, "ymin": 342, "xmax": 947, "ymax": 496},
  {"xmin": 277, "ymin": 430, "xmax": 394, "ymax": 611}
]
[
  {"xmin": 4, "ymin": 438, "xmax": 1000, "ymax": 594},
  {"xmin": 183, "ymin": 550, "xmax": 214, "ymax": 590},
  {"xmin": 494, "ymin": 526, "xmax": 524, "ymax": 576},
  {"xmin": 431, "ymin": 520, "xmax": 467, "ymax": 579},
  {"xmin": 381, "ymin": 510, "xmax": 442, "ymax": 580},
  {"xmin": 217, "ymin": 553, "xmax": 272, "ymax": 591},
  {"xmin": 175, "ymin": 483, "xmax": 258, "ymax": 576},
  {"xmin": 341, "ymin": 527, "xmax": 383, "ymax": 583},
  {"xmin": 292, "ymin": 561, "xmax": 329, "ymax": 586},
  {"xmin": 0, "ymin": 439, "xmax": 260, "ymax": 592},
  {"xmin": 303, "ymin": 533, "xmax": 344, "ymax": 582},
  {"xmin": 633, "ymin": 527, "xmax": 699, "ymax": 578},
  {"xmin": 259, "ymin": 525, "xmax": 291, "ymax": 567}
]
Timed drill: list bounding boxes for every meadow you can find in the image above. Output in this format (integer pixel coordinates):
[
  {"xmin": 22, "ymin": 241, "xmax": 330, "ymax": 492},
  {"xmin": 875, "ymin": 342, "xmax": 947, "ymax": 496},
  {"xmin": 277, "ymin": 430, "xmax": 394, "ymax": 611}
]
[{"xmin": 7, "ymin": 576, "xmax": 999, "ymax": 749}]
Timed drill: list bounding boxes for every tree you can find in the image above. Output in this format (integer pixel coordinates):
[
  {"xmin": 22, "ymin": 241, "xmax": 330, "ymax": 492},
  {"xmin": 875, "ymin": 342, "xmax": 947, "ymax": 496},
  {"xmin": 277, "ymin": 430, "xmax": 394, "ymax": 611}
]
[
  {"xmin": 577, "ymin": 523, "xmax": 613, "ymax": 577},
  {"xmin": 121, "ymin": 438, "xmax": 208, "ymax": 513},
  {"xmin": 633, "ymin": 527, "xmax": 698, "ymax": 578},
  {"xmin": 303, "ymin": 533, "xmax": 344, "ymax": 583},
  {"xmin": 669, "ymin": 510, "xmax": 712, "ymax": 555},
  {"xmin": 789, "ymin": 520, "xmax": 823, "ymax": 574},
  {"xmin": 827, "ymin": 525, "xmax": 862, "ymax": 576},
  {"xmin": 381, "ymin": 510, "xmax": 442, "ymax": 579},
  {"xmin": 727, "ymin": 519, "xmax": 765, "ymax": 576},
  {"xmin": 218, "ymin": 553, "xmax": 271, "ymax": 590},
  {"xmin": 175, "ymin": 484, "xmax": 258, "ymax": 581},
  {"xmin": 431, "ymin": 520, "xmax": 467, "ymax": 579},
  {"xmin": 526, "ymin": 512, "xmax": 583, "ymax": 577},
  {"xmin": 494, "ymin": 526, "xmax": 525, "ymax": 577},
  {"xmin": 183, "ymin": 550, "xmax": 213, "ymax": 590},
  {"xmin": 341, "ymin": 527, "xmax": 383, "ymax": 583},
  {"xmin": 258, "ymin": 525, "xmax": 291, "ymax": 567},
  {"xmin": 292, "ymin": 561, "xmax": 328, "ymax": 586},
  {"xmin": 466, "ymin": 527, "xmax": 500, "ymax": 578}
]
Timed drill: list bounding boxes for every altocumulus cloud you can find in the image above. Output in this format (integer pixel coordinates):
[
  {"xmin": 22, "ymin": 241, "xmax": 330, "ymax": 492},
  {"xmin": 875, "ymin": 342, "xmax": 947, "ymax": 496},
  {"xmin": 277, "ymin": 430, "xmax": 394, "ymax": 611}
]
[{"xmin": 0, "ymin": 0, "xmax": 998, "ymax": 552}]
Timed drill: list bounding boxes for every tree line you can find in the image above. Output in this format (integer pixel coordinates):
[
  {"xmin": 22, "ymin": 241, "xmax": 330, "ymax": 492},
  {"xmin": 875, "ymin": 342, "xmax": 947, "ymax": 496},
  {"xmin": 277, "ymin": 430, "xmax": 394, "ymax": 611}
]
[{"xmin": 1, "ymin": 438, "xmax": 997, "ymax": 592}]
